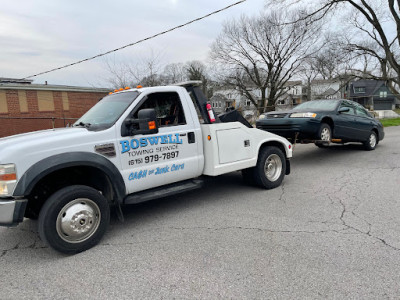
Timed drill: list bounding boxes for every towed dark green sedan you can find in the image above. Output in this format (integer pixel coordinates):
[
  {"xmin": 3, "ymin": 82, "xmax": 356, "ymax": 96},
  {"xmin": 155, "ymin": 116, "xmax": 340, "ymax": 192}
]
[{"xmin": 256, "ymin": 99, "xmax": 384, "ymax": 150}]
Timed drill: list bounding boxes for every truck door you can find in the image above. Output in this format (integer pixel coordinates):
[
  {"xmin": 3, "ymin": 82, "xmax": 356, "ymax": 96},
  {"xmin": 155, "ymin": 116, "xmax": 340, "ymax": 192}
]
[{"xmin": 118, "ymin": 90, "xmax": 203, "ymax": 194}]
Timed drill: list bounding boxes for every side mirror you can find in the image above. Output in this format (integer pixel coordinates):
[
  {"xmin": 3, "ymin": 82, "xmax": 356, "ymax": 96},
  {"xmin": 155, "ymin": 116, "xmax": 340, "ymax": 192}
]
[
  {"xmin": 338, "ymin": 107, "xmax": 350, "ymax": 113},
  {"xmin": 137, "ymin": 108, "xmax": 158, "ymax": 134},
  {"xmin": 123, "ymin": 108, "xmax": 158, "ymax": 136}
]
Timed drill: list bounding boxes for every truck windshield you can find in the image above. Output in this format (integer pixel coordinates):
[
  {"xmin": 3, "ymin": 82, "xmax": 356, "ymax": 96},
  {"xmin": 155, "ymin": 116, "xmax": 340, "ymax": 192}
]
[{"xmin": 74, "ymin": 91, "xmax": 139, "ymax": 130}]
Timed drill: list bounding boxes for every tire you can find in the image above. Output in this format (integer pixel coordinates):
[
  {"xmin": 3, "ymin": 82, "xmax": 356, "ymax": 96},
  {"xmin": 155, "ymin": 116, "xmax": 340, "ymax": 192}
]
[
  {"xmin": 253, "ymin": 146, "xmax": 286, "ymax": 189},
  {"xmin": 364, "ymin": 131, "xmax": 377, "ymax": 151},
  {"xmin": 318, "ymin": 123, "xmax": 332, "ymax": 142},
  {"xmin": 38, "ymin": 185, "xmax": 110, "ymax": 254}
]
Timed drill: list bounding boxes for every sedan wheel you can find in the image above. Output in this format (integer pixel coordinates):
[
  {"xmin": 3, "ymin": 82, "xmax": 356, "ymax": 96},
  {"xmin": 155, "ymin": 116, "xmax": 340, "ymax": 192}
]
[
  {"xmin": 319, "ymin": 124, "xmax": 332, "ymax": 141},
  {"xmin": 364, "ymin": 131, "xmax": 377, "ymax": 151}
]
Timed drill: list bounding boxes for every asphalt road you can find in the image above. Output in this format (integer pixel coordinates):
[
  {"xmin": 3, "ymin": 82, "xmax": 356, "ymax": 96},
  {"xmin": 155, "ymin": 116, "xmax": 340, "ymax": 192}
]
[{"xmin": 1, "ymin": 126, "xmax": 400, "ymax": 299}]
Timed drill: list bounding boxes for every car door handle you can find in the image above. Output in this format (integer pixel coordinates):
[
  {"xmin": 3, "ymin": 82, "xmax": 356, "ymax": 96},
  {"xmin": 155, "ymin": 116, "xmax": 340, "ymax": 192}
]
[{"xmin": 188, "ymin": 132, "xmax": 195, "ymax": 144}]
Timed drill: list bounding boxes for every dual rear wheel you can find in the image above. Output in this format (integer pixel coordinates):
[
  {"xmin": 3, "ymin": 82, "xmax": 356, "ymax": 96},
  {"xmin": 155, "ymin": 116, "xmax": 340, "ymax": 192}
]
[{"xmin": 242, "ymin": 146, "xmax": 286, "ymax": 189}]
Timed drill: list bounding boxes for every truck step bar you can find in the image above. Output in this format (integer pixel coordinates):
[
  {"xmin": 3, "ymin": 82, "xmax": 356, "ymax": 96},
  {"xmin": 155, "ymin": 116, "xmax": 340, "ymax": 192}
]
[{"xmin": 123, "ymin": 179, "xmax": 204, "ymax": 205}]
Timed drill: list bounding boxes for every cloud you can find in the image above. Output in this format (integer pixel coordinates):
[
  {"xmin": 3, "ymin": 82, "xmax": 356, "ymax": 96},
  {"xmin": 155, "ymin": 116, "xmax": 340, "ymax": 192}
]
[{"xmin": 1, "ymin": 0, "xmax": 265, "ymax": 86}]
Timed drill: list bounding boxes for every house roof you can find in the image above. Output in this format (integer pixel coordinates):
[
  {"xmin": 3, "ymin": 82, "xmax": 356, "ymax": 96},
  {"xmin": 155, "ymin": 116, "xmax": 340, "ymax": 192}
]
[
  {"xmin": 311, "ymin": 78, "xmax": 341, "ymax": 84},
  {"xmin": 0, "ymin": 83, "xmax": 109, "ymax": 93},
  {"xmin": 0, "ymin": 77, "xmax": 33, "ymax": 84},
  {"xmin": 284, "ymin": 80, "xmax": 302, "ymax": 86},
  {"xmin": 322, "ymin": 87, "xmax": 338, "ymax": 96},
  {"xmin": 349, "ymin": 79, "xmax": 385, "ymax": 98}
]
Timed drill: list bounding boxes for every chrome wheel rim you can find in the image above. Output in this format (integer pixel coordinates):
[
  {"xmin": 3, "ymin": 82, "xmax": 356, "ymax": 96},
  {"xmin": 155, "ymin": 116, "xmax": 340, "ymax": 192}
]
[
  {"xmin": 264, "ymin": 154, "xmax": 282, "ymax": 182},
  {"xmin": 320, "ymin": 127, "xmax": 331, "ymax": 141},
  {"xmin": 369, "ymin": 133, "xmax": 377, "ymax": 148},
  {"xmin": 56, "ymin": 198, "xmax": 101, "ymax": 243}
]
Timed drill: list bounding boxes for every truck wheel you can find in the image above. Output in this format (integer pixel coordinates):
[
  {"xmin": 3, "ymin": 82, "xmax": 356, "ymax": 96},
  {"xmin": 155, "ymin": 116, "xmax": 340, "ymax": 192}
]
[
  {"xmin": 38, "ymin": 185, "xmax": 110, "ymax": 254},
  {"xmin": 254, "ymin": 146, "xmax": 286, "ymax": 189}
]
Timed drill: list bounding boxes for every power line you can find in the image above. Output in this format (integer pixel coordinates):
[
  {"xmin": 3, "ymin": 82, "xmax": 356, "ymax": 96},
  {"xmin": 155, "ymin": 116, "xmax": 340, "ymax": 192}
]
[{"xmin": 22, "ymin": 0, "xmax": 247, "ymax": 80}]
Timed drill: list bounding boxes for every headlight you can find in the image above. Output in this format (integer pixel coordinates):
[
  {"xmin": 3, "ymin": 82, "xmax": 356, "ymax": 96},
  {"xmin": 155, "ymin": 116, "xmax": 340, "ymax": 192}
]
[
  {"xmin": 258, "ymin": 114, "xmax": 266, "ymax": 120},
  {"xmin": 290, "ymin": 112, "xmax": 317, "ymax": 118},
  {"xmin": 0, "ymin": 164, "xmax": 17, "ymax": 196}
]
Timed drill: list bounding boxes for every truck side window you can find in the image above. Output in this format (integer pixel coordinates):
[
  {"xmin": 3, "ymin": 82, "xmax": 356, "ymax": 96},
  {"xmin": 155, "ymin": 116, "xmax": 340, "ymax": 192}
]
[
  {"xmin": 188, "ymin": 91, "xmax": 204, "ymax": 124},
  {"xmin": 133, "ymin": 92, "xmax": 186, "ymax": 127}
]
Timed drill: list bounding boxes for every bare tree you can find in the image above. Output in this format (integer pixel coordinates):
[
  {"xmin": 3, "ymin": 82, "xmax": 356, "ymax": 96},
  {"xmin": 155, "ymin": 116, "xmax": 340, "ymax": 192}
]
[
  {"xmin": 185, "ymin": 60, "xmax": 212, "ymax": 97},
  {"xmin": 269, "ymin": 0, "xmax": 400, "ymax": 97},
  {"xmin": 210, "ymin": 9, "xmax": 321, "ymax": 113},
  {"xmin": 298, "ymin": 35, "xmax": 354, "ymax": 100},
  {"xmin": 103, "ymin": 50, "xmax": 165, "ymax": 89},
  {"xmin": 162, "ymin": 63, "xmax": 188, "ymax": 84},
  {"xmin": 103, "ymin": 56, "xmax": 134, "ymax": 89}
]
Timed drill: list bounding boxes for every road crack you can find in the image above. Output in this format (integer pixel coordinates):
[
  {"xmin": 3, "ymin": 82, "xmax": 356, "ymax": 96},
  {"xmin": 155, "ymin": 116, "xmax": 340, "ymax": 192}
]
[{"xmin": 334, "ymin": 177, "xmax": 400, "ymax": 251}]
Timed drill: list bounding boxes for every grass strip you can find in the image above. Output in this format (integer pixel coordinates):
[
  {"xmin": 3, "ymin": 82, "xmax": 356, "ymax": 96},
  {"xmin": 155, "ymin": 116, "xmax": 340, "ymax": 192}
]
[{"xmin": 380, "ymin": 117, "xmax": 400, "ymax": 127}]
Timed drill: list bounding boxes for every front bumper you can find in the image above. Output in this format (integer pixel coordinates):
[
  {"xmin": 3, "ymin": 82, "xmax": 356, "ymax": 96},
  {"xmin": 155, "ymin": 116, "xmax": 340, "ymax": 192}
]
[
  {"xmin": 379, "ymin": 128, "xmax": 385, "ymax": 141},
  {"xmin": 0, "ymin": 199, "xmax": 27, "ymax": 227},
  {"xmin": 256, "ymin": 118, "xmax": 321, "ymax": 140}
]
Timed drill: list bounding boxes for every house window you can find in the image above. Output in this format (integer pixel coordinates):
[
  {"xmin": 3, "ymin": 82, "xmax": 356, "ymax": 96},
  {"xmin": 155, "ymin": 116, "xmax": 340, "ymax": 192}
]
[
  {"xmin": 37, "ymin": 91, "xmax": 55, "ymax": 111},
  {"xmin": 18, "ymin": 91, "xmax": 28, "ymax": 112},
  {"xmin": 354, "ymin": 87, "xmax": 366, "ymax": 93},
  {"xmin": 380, "ymin": 91, "xmax": 387, "ymax": 98},
  {"xmin": 62, "ymin": 92, "xmax": 69, "ymax": 111},
  {"xmin": 0, "ymin": 91, "xmax": 7, "ymax": 113},
  {"xmin": 245, "ymin": 100, "xmax": 251, "ymax": 107}
]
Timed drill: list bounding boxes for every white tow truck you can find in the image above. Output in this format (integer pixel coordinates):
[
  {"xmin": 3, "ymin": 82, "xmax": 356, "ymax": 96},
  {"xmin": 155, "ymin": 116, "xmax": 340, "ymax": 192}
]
[{"xmin": 0, "ymin": 81, "xmax": 292, "ymax": 253}]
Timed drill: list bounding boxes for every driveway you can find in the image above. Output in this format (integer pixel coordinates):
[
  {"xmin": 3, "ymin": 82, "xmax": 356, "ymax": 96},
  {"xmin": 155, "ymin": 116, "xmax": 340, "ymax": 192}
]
[{"xmin": 1, "ymin": 126, "xmax": 400, "ymax": 299}]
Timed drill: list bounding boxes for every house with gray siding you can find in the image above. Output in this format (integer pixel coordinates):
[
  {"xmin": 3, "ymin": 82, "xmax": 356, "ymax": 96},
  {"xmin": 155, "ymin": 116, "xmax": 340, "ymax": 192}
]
[{"xmin": 348, "ymin": 80, "xmax": 395, "ymax": 110}]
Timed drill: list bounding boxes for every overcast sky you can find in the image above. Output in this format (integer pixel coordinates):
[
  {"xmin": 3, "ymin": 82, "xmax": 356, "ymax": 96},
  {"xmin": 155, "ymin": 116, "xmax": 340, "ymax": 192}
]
[{"xmin": 1, "ymin": 0, "xmax": 267, "ymax": 87}]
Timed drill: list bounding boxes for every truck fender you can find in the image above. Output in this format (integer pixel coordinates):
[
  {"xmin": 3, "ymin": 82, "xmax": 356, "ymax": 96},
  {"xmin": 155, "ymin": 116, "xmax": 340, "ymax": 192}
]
[
  {"xmin": 256, "ymin": 139, "xmax": 291, "ymax": 175},
  {"xmin": 13, "ymin": 152, "xmax": 126, "ymax": 202},
  {"xmin": 256, "ymin": 138, "xmax": 291, "ymax": 159}
]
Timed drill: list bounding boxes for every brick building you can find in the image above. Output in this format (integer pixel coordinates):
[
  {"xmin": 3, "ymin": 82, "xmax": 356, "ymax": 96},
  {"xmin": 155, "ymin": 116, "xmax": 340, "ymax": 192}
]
[{"xmin": 0, "ymin": 78, "xmax": 109, "ymax": 138}]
